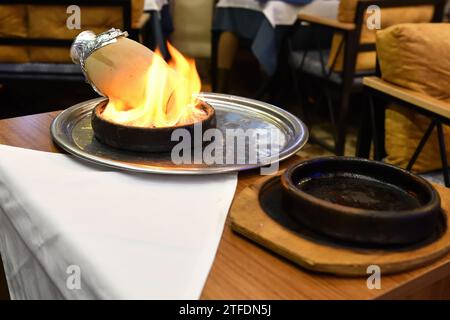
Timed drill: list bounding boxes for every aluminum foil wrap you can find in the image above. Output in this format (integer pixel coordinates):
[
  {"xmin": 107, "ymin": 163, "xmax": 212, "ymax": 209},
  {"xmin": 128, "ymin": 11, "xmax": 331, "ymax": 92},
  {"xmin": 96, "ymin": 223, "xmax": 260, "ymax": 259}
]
[{"xmin": 70, "ymin": 28, "xmax": 129, "ymax": 96}]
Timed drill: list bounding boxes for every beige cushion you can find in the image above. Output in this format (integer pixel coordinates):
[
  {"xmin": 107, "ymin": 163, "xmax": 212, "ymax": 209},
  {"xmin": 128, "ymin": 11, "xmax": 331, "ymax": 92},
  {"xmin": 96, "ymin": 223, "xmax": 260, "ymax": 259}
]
[
  {"xmin": 0, "ymin": 1, "xmax": 145, "ymax": 63},
  {"xmin": 28, "ymin": 6, "xmax": 122, "ymax": 62},
  {"xmin": 0, "ymin": 5, "xmax": 29, "ymax": 63},
  {"xmin": 328, "ymin": 0, "xmax": 434, "ymax": 72},
  {"xmin": 27, "ymin": 0, "xmax": 144, "ymax": 62},
  {"xmin": 377, "ymin": 23, "xmax": 450, "ymax": 102},
  {"xmin": 385, "ymin": 105, "xmax": 450, "ymax": 172},
  {"xmin": 379, "ymin": 23, "xmax": 450, "ymax": 172}
]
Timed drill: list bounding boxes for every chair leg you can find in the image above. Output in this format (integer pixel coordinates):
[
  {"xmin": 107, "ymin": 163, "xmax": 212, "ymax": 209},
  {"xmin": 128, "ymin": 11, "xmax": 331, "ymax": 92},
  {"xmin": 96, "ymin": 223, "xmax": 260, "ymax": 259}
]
[
  {"xmin": 289, "ymin": 68, "xmax": 309, "ymax": 124},
  {"xmin": 253, "ymin": 74, "xmax": 273, "ymax": 100},
  {"xmin": 215, "ymin": 31, "xmax": 239, "ymax": 94},
  {"xmin": 373, "ymin": 98, "xmax": 386, "ymax": 160},
  {"xmin": 148, "ymin": 11, "xmax": 169, "ymax": 58},
  {"xmin": 436, "ymin": 122, "xmax": 450, "ymax": 187},
  {"xmin": 216, "ymin": 68, "xmax": 231, "ymax": 94},
  {"xmin": 335, "ymin": 91, "xmax": 351, "ymax": 156},
  {"xmin": 368, "ymin": 94, "xmax": 387, "ymax": 161},
  {"xmin": 406, "ymin": 121, "xmax": 436, "ymax": 171},
  {"xmin": 211, "ymin": 30, "xmax": 221, "ymax": 92},
  {"xmin": 325, "ymin": 90, "xmax": 335, "ymax": 128},
  {"xmin": 308, "ymin": 88, "xmax": 327, "ymax": 139},
  {"xmin": 324, "ymin": 86, "xmax": 337, "ymax": 146},
  {"xmin": 356, "ymin": 95, "xmax": 372, "ymax": 158}
]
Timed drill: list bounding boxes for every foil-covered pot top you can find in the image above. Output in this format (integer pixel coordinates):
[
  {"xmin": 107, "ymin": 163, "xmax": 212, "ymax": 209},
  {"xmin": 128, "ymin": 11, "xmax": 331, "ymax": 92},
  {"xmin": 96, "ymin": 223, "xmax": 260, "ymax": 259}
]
[{"xmin": 70, "ymin": 28, "xmax": 128, "ymax": 96}]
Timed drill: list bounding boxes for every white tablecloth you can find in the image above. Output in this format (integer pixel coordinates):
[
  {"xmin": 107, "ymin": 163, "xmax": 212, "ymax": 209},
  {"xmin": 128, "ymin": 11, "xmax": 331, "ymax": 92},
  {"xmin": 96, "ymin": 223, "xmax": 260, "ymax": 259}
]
[
  {"xmin": 144, "ymin": 0, "xmax": 169, "ymax": 11},
  {"xmin": 0, "ymin": 144, "xmax": 237, "ymax": 299},
  {"xmin": 217, "ymin": 0, "xmax": 339, "ymax": 26}
]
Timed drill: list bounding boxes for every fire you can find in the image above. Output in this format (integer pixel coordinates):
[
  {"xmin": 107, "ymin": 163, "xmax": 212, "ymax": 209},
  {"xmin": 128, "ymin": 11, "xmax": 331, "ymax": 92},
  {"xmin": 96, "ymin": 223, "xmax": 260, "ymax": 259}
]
[{"xmin": 101, "ymin": 42, "xmax": 204, "ymax": 128}]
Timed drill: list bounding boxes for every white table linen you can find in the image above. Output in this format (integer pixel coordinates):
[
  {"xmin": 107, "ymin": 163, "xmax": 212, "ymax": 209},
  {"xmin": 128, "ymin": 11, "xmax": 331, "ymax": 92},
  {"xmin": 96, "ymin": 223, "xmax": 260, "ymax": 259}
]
[
  {"xmin": 0, "ymin": 144, "xmax": 237, "ymax": 299},
  {"xmin": 216, "ymin": 0, "xmax": 340, "ymax": 26},
  {"xmin": 144, "ymin": 0, "xmax": 169, "ymax": 11}
]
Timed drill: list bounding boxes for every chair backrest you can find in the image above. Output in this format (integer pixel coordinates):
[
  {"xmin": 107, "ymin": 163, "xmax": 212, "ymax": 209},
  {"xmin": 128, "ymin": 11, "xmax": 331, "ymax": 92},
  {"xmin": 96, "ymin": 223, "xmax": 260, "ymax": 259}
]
[
  {"xmin": 0, "ymin": 0, "xmax": 144, "ymax": 63},
  {"xmin": 328, "ymin": 0, "xmax": 446, "ymax": 81}
]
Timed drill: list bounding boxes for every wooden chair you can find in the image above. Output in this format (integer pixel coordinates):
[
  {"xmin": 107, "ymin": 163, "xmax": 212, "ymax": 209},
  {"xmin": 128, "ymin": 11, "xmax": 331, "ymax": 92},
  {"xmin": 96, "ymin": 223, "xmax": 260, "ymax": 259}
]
[
  {"xmin": 289, "ymin": 0, "xmax": 446, "ymax": 156},
  {"xmin": 361, "ymin": 77, "xmax": 450, "ymax": 187}
]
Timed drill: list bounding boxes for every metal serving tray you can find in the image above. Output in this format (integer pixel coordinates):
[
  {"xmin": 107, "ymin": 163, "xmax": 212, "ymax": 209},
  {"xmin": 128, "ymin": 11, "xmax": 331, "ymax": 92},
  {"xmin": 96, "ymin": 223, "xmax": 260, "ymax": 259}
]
[{"xmin": 51, "ymin": 93, "xmax": 308, "ymax": 174}]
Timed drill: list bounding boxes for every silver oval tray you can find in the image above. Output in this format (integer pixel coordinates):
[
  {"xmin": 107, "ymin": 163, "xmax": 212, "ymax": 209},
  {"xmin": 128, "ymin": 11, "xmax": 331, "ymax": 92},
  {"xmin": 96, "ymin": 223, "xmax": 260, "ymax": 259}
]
[{"xmin": 51, "ymin": 93, "xmax": 308, "ymax": 174}]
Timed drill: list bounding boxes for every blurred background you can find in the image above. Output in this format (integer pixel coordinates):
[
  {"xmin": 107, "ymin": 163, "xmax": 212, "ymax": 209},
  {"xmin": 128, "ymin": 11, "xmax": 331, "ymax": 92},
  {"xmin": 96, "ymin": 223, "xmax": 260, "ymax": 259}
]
[{"xmin": 0, "ymin": 0, "xmax": 344, "ymax": 117}]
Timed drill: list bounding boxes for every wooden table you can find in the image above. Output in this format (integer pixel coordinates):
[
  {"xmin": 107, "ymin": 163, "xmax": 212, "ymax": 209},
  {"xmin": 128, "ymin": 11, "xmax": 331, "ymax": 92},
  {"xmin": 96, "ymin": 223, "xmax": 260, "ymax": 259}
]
[{"xmin": 1, "ymin": 111, "xmax": 450, "ymax": 300}]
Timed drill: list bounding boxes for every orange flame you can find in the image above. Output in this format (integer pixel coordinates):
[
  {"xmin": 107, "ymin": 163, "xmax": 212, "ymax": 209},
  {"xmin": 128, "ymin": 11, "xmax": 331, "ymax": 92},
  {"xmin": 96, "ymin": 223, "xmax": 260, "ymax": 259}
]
[{"xmin": 101, "ymin": 42, "xmax": 204, "ymax": 127}]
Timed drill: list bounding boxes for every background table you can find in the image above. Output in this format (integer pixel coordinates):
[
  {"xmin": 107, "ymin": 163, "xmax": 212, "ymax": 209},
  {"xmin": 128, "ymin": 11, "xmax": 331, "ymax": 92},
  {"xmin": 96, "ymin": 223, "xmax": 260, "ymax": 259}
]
[
  {"xmin": 213, "ymin": 0, "xmax": 339, "ymax": 76},
  {"xmin": 1, "ymin": 111, "xmax": 450, "ymax": 299}
]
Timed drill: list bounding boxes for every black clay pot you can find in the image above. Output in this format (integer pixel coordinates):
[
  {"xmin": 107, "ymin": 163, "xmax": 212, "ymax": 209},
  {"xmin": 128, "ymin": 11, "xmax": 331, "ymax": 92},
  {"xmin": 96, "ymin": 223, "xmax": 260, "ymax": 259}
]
[
  {"xmin": 281, "ymin": 157, "xmax": 442, "ymax": 245},
  {"xmin": 91, "ymin": 100, "xmax": 216, "ymax": 153}
]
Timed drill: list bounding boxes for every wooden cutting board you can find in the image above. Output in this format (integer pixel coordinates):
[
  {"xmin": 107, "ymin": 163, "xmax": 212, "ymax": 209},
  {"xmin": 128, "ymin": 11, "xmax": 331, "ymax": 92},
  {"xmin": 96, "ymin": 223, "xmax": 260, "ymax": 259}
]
[{"xmin": 230, "ymin": 174, "xmax": 450, "ymax": 276}]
